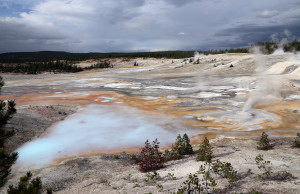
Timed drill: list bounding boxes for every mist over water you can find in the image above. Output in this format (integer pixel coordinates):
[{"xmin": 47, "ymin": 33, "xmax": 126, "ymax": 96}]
[{"xmin": 16, "ymin": 104, "xmax": 180, "ymax": 169}]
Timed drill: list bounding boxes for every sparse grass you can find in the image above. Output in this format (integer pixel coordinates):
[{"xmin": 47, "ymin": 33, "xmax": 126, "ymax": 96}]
[
  {"xmin": 133, "ymin": 183, "xmax": 140, "ymax": 188},
  {"xmin": 166, "ymin": 173, "xmax": 176, "ymax": 180},
  {"xmin": 249, "ymin": 188, "xmax": 262, "ymax": 194},
  {"xmin": 104, "ymin": 180, "xmax": 111, "ymax": 187},
  {"xmin": 144, "ymin": 171, "xmax": 161, "ymax": 185},
  {"xmin": 156, "ymin": 184, "xmax": 163, "ymax": 191}
]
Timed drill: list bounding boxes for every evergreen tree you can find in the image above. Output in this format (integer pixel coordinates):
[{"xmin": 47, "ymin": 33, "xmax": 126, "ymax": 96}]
[
  {"xmin": 0, "ymin": 76, "xmax": 18, "ymax": 188},
  {"xmin": 182, "ymin": 133, "xmax": 193, "ymax": 155},
  {"xmin": 257, "ymin": 132, "xmax": 272, "ymax": 150},
  {"xmin": 7, "ymin": 172, "xmax": 42, "ymax": 194},
  {"xmin": 293, "ymin": 132, "xmax": 300, "ymax": 148},
  {"xmin": 139, "ymin": 139, "xmax": 164, "ymax": 172},
  {"xmin": 197, "ymin": 137, "xmax": 212, "ymax": 162},
  {"xmin": 165, "ymin": 133, "xmax": 193, "ymax": 161},
  {"xmin": 174, "ymin": 134, "xmax": 184, "ymax": 155}
]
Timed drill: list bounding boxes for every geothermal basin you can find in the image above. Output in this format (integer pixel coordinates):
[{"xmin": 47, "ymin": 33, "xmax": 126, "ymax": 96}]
[{"xmin": 1, "ymin": 53, "xmax": 300, "ymax": 170}]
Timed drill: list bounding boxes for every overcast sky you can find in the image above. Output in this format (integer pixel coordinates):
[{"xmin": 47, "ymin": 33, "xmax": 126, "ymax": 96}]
[{"xmin": 0, "ymin": 0, "xmax": 300, "ymax": 53}]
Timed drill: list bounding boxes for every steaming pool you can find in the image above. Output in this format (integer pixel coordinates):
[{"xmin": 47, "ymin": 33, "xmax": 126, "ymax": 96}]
[{"xmin": 16, "ymin": 104, "xmax": 181, "ymax": 169}]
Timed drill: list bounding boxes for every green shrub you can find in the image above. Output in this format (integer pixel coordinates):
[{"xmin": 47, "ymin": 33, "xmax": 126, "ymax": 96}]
[{"xmin": 7, "ymin": 172, "xmax": 42, "ymax": 194}]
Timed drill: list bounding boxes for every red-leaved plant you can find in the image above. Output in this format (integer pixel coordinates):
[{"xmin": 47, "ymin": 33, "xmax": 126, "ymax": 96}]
[{"xmin": 139, "ymin": 139, "xmax": 164, "ymax": 172}]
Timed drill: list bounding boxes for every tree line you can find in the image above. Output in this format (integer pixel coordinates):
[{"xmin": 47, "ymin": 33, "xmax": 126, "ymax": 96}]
[
  {"xmin": 0, "ymin": 41, "xmax": 299, "ymax": 64},
  {"xmin": 0, "ymin": 61, "xmax": 112, "ymax": 74}
]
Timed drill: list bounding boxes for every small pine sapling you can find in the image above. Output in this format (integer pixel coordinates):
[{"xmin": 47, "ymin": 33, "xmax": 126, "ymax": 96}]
[
  {"xmin": 255, "ymin": 154, "xmax": 293, "ymax": 181},
  {"xmin": 257, "ymin": 132, "xmax": 272, "ymax": 150},
  {"xmin": 176, "ymin": 173, "xmax": 202, "ymax": 194},
  {"xmin": 211, "ymin": 160, "xmax": 238, "ymax": 188},
  {"xmin": 293, "ymin": 132, "xmax": 300, "ymax": 148},
  {"xmin": 199, "ymin": 163, "xmax": 217, "ymax": 193},
  {"xmin": 255, "ymin": 154, "xmax": 272, "ymax": 179}
]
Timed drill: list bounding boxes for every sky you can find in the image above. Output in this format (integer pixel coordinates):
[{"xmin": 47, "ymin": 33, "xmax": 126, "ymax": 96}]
[{"xmin": 0, "ymin": 0, "xmax": 300, "ymax": 53}]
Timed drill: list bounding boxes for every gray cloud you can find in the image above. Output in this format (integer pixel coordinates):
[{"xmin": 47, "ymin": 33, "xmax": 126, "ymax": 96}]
[
  {"xmin": 0, "ymin": 0, "xmax": 299, "ymax": 53},
  {"xmin": 214, "ymin": 22, "xmax": 300, "ymax": 48}
]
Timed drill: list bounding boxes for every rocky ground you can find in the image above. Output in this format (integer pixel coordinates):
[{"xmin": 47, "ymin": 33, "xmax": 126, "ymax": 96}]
[
  {"xmin": 0, "ymin": 53, "xmax": 299, "ymax": 193},
  {"xmin": 3, "ymin": 137, "xmax": 300, "ymax": 194}
]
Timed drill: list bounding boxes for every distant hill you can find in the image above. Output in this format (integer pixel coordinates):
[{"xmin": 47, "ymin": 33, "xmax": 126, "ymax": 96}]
[{"xmin": 1, "ymin": 41, "xmax": 299, "ymax": 63}]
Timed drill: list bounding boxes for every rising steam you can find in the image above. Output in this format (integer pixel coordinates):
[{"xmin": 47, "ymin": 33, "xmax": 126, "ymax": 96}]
[
  {"xmin": 16, "ymin": 104, "xmax": 181, "ymax": 169},
  {"xmin": 243, "ymin": 46, "xmax": 283, "ymax": 112}
]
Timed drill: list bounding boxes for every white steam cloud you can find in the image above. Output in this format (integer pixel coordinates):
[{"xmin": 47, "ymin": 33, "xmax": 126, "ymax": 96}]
[
  {"xmin": 193, "ymin": 51, "xmax": 205, "ymax": 59},
  {"xmin": 16, "ymin": 104, "xmax": 181, "ymax": 169},
  {"xmin": 243, "ymin": 47, "xmax": 283, "ymax": 112}
]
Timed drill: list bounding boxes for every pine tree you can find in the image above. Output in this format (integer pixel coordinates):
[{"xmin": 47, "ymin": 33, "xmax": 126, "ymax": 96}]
[
  {"xmin": 0, "ymin": 76, "xmax": 18, "ymax": 188},
  {"xmin": 174, "ymin": 134, "xmax": 184, "ymax": 155},
  {"xmin": 139, "ymin": 139, "xmax": 164, "ymax": 172},
  {"xmin": 257, "ymin": 132, "xmax": 272, "ymax": 150},
  {"xmin": 182, "ymin": 133, "xmax": 193, "ymax": 155},
  {"xmin": 197, "ymin": 137, "xmax": 212, "ymax": 162},
  {"xmin": 7, "ymin": 172, "xmax": 42, "ymax": 194}
]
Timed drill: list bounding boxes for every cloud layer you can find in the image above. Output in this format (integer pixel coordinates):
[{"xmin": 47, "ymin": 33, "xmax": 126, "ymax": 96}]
[{"xmin": 0, "ymin": 0, "xmax": 299, "ymax": 53}]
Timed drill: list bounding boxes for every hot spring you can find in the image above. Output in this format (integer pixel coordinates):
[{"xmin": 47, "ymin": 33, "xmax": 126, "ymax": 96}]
[{"xmin": 16, "ymin": 104, "xmax": 182, "ymax": 169}]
